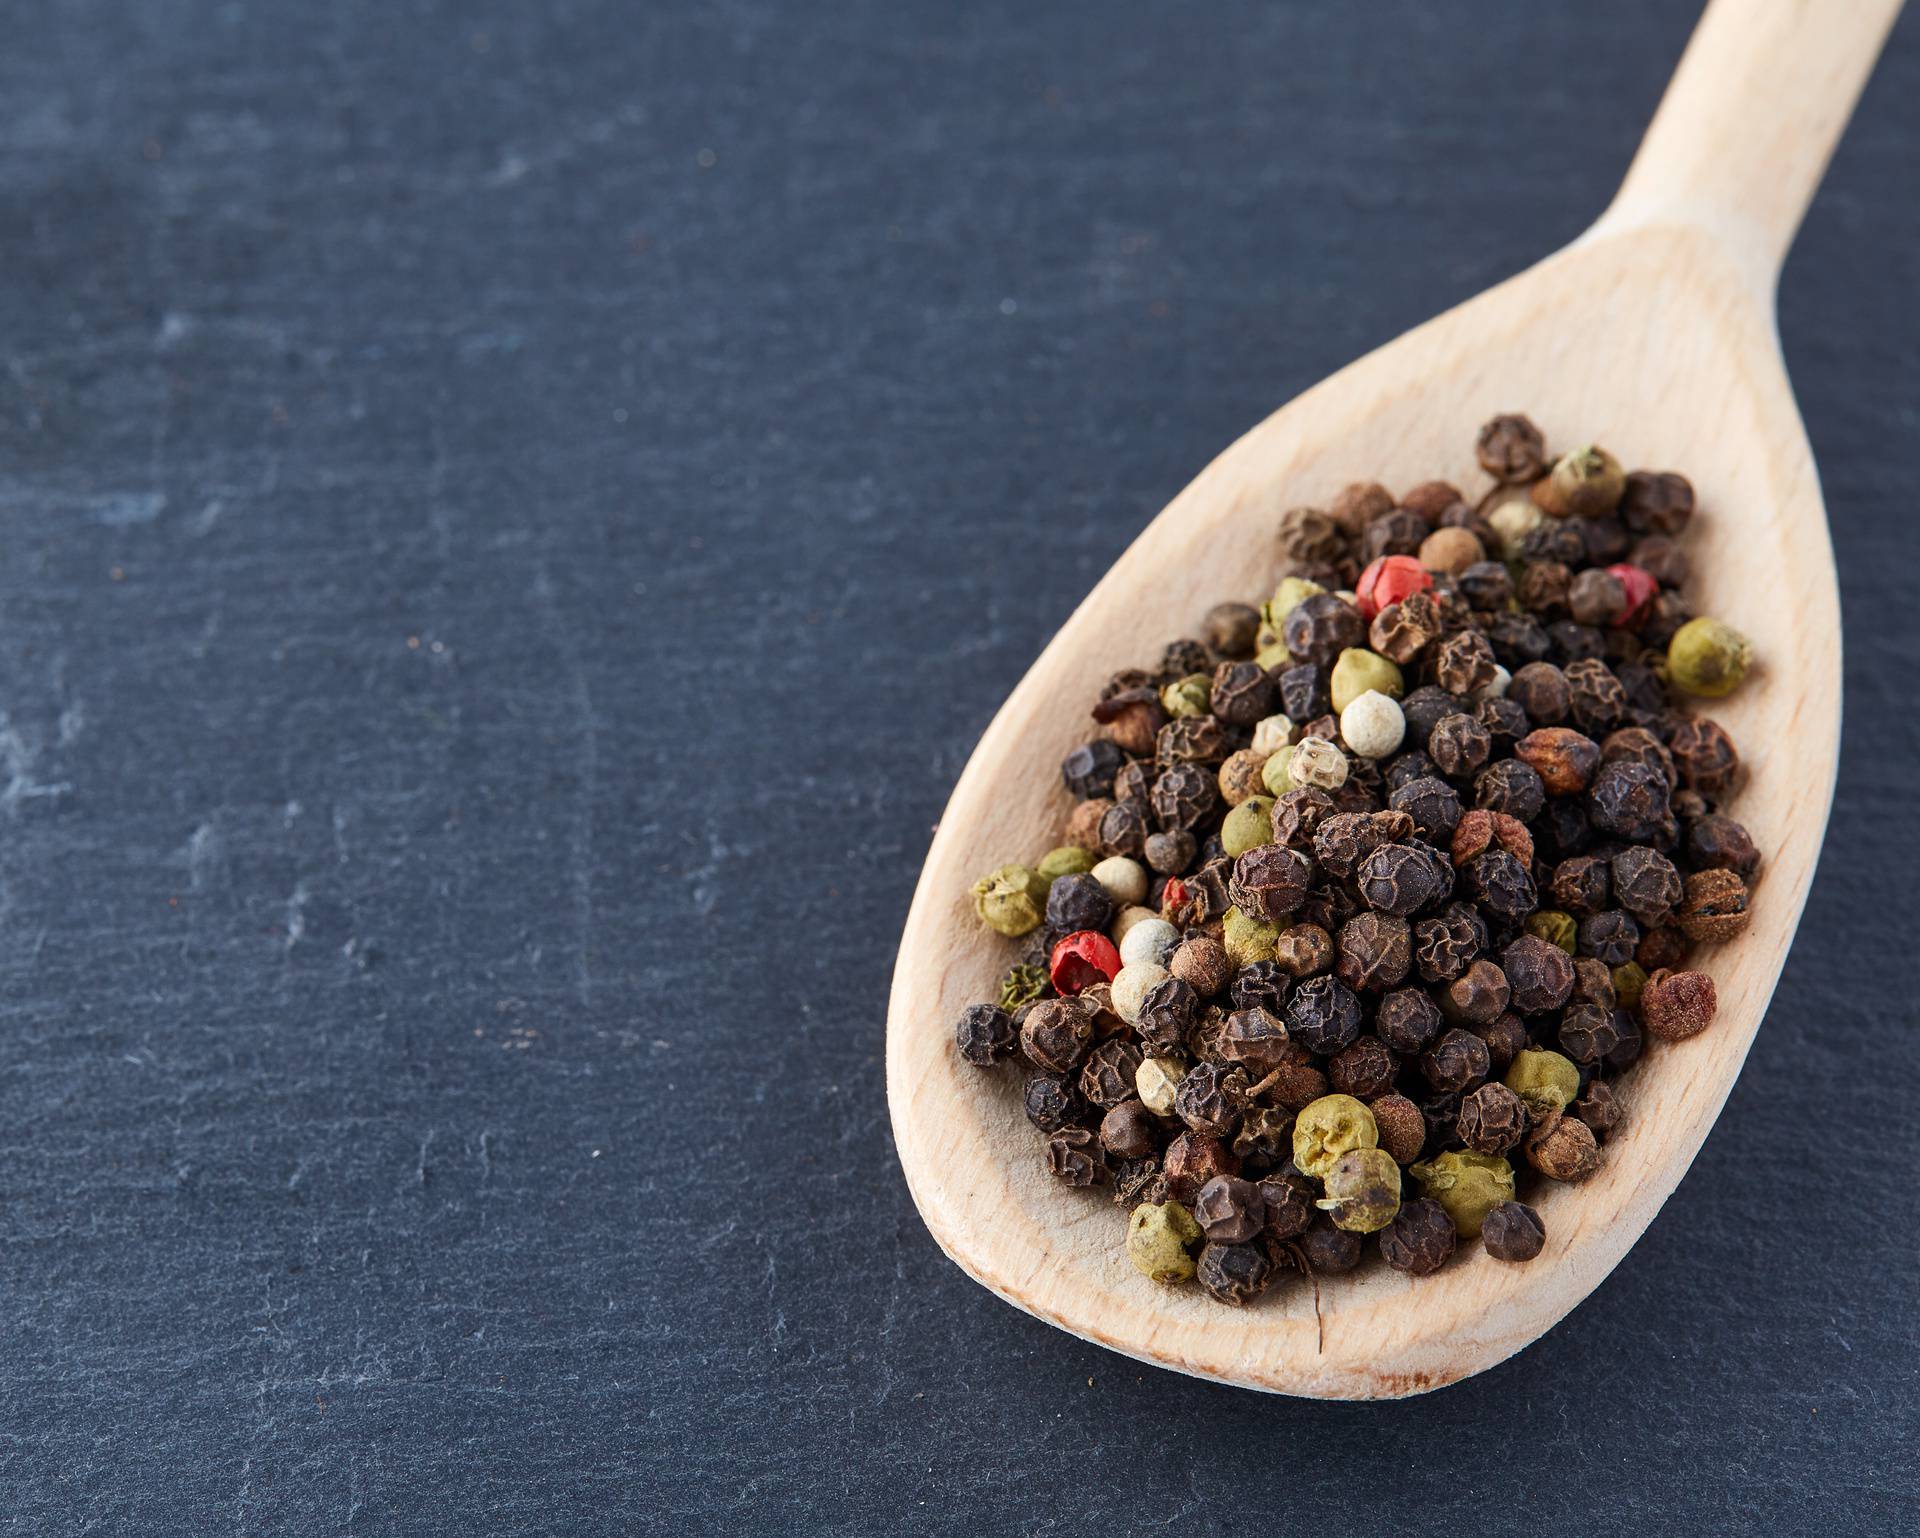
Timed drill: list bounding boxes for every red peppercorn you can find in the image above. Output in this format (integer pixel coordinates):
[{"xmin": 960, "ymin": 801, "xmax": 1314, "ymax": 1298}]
[
  {"xmin": 1605, "ymin": 563, "xmax": 1659, "ymax": 627},
  {"xmin": 1049, "ymin": 931, "xmax": 1121, "ymax": 994},
  {"xmin": 1355, "ymin": 555, "xmax": 1433, "ymax": 622}
]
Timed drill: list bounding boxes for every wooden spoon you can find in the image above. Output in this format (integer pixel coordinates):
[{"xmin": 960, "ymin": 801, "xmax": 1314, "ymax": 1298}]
[{"xmin": 888, "ymin": 0, "xmax": 1902, "ymax": 1398}]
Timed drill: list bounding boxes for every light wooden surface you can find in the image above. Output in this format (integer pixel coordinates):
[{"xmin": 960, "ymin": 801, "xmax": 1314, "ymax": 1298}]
[{"xmin": 887, "ymin": 0, "xmax": 1901, "ymax": 1399}]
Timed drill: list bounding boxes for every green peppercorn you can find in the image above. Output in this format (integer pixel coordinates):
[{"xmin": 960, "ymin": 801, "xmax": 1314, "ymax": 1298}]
[
  {"xmin": 1220, "ymin": 796, "xmax": 1275, "ymax": 858},
  {"xmin": 1524, "ymin": 909, "xmax": 1578, "ymax": 954},
  {"xmin": 1411, "ymin": 1150, "xmax": 1515, "ymax": 1236},
  {"xmin": 1162, "ymin": 673, "xmax": 1214, "ymax": 718},
  {"xmin": 1292, "ymin": 1093, "xmax": 1379, "ymax": 1179},
  {"xmin": 1126, "ymin": 1200, "xmax": 1203, "ymax": 1282},
  {"xmin": 1539, "ymin": 445, "xmax": 1625, "ymax": 518},
  {"xmin": 1222, "ymin": 905, "xmax": 1280, "ymax": 968},
  {"xmin": 1316, "ymin": 1146, "xmax": 1402, "ymax": 1233},
  {"xmin": 1666, "ymin": 617, "xmax": 1753, "ymax": 697},
  {"xmin": 998, "ymin": 962, "xmax": 1050, "ymax": 1013},
  {"xmin": 1486, "ymin": 497, "xmax": 1544, "ymax": 558},
  {"xmin": 1503, "ymin": 1048, "xmax": 1581, "ymax": 1118},
  {"xmin": 1329, "ymin": 647, "xmax": 1404, "ymax": 713},
  {"xmin": 1262, "ymin": 577, "xmax": 1325, "ymax": 631},
  {"xmin": 1036, "ymin": 845, "xmax": 1098, "ymax": 887},
  {"xmin": 970, "ymin": 863, "xmax": 1048, "ymax": 937},
  {"xmin": 1260, "ymin": 749, "xmax": 1295, "ymax": 798},
  {"xmin": 1611, "ymin": 960, "xmax": 1649, "ymax": 1009}
]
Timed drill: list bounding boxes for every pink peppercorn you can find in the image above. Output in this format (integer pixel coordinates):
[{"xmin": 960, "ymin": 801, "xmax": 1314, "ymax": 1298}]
[
  {"xmin": 1050, "ymin": 931, "xmax": 1121, "ymax": 994},
  {"xmin": 1355, "ymin": 555, "xmax": 1433, "ymax": 622},
  {"xmin": 1606, "ymin": 563, "xmax": 1659, "ymax": 627}
]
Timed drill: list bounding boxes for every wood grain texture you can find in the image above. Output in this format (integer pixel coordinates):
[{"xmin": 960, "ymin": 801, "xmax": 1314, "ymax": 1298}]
[{"xmin": 889, "ymin": 0, "xmax": 1891, "ymax": 1397}]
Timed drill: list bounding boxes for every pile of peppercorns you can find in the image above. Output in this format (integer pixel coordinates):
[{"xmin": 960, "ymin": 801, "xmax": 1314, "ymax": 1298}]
[{"xmin": 955, "ymin": 414, "xmax": 1762, "ymax": 1307}]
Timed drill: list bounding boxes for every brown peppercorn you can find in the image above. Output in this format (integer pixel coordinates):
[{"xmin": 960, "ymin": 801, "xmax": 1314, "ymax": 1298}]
[
  {"xmin": 1557, "ymin": 1000, "xmax": 1627, "ymax": 1066},
  {"xmin": 1143, "ymin": 828, "xmax": 1197, "ymax": 876},
  {"xmin": 1097, "ymin": 798, "xmax": 1150, "ymax": 858},
  {"xmin": 1418, "ymin": 526, "xmax": 1486, "ymax": 574},
  {"xmin": 1162, "ymin": 1131, "xmax": 1241, "ymax": 1202},
  {"xmin": 1456, "ymin": 561, "xmax": 1515, "ymax": 613},
  {"xmin": 1080, "ymin": 1039, "xmax": 1145, "ymax": 1108},
  {"xmin": 1611, "ymin": 845, "xmax": 1684, "ymax": 927},
  {"xmin": 1400, "ymin": 480, "xmax": 1464, "ymax": 523},
  {"xmin": 1218, "ymin": 1006, "xmax": 1293, "ymax": 1076},
  {"xmin": 1278, "ymin": 505, "xmax": 1348, "ymax": 563},
  {"xmin": 1045, "ymin": 1126, "xmax": 1106, "ymax": 1187},
  {"xmin": 1568, "ymin": 566, "xmax": 1628, "ymax": 627},
  {"xmin": 1631, "ymin": 534, "xmax": 1689, "ymax": 587},
  {"xmin": 1669, "ymin": 717, "xmax": 1741, "ymax": 796},
  {"xmin": 1097, "ymin": 690, "xmax": 1168, "ymax": 756},
  {"xmin": 1413, "ymin": 906, "xmax": 1485, "ymax": 984},
  {"xmin": 1161, "ymin": 639, "xmax": 1211, "ymax": 679},
  {"xmin": 1550, "ymin": 854, "xmax": 1612, "ymax": 917},
  {"xmin": 1100, "ymin": 1099, "xmax": 1163, "ymax": 1160},
  {"xmin": 1369, "ymin": 1093, "xmax": 1428, "ymax": 1166},
  {"xmin": 1136, "ymin": 976, "xmax": 1200, "ymax": 1053},
  {"xmin": 1273, "ymin": 922, "xmax": 1335, "ymax": 978},
  {"xmin": 1371, "ymin": 591, "xmax": 1444, "ymax": 664},
  {"xmin": 1571, "ymin": 955, "xmax": 1618, "ymax": 1008},
  {"xmin": 1192, "ymin": 1174, "xmax": 1266, "ymax": 1243},
  {"xmin": 1441, "ymin": 961, "xmax": 1510, "ymax": 1027},
  {"xmin": 1687, "ymin": 814, "xmax": 1762, "ymax": 882},
  {"xmin": 1335, "ymin": 912, "xmax": 1413, "ymax": 992},
  {"xmin": 1197, "ymin": 1242, "xmax": 1273, "ymax": 1306},
  {"xmin": 1211, "ymin": 659, "xmax": 1277, "ymax": 727},
  {"xmin": 1111, "ymin": 1159, "xmax": 1169, "ymax": 1210},
  {"xmin": 1271, "ymin": 787, "xmax": 1340, "ymax": 849},
  {"xmin": 1429, "ymin": 712, "xmax": 1493, "ymax": 779},
  {"xmin": 1526, "ymin": 1113, "xmax": 1600, "ymax": 1181},
  {"xmin": 1150, "ymin": 763, "xmax": 1219, "ymax": 833},
  {"xmin": 1675, "ymin": 868, "xmax": 1751, "ymax": 942},
  {"xmin": 1434, "ymin": 629, "xmax": 1499, "ymax": 697},
  {"xmin": 1476, "ymin": 413, "xmax": 1548, "ymax": 483},
  {"xmin": 1600, "ymin": 725, "xmax": 1676, "ymax": 785},
  {"xmin": 1481, "ymin": 1201, "xmax": 1547, "ymax": 1261},
  {"xmin": 1369, "ymin": 989, "xmax": 1440, "ymax": 1058},
  {"xmin": 1066, "ymin": 797, "xmax": 1112, "ymax": 850},
  {"xmin": 1217, "ymin": 749, "xmax": 1270, "ymax": 808},
  {"xmin": 1257, "ymin": 1171, "xmax": 1317, "ymax": 1239},
  {"xmin": 1450, "ymin": 808, "xmax": 1533, "ymax": 868},
  {"xmin": 1205, "ymin": 601, "xmax": 1262, "ymax": 658},
  {"xmin": 1516, "ymin": 559, "xmax": 1572, "ymax": 616},
  {"xmin": 1285, "ymin": 593, "xmax": 1367, "ymax": 668},
  {"xmin": 1329, "ymin": 480, "xmax": 1395, "ymax": 534},
  {"xmin": 1516, "ymin": 728, "xmax": 1602, "ymax": 796},
  {"xmin": 1379, "ymin": 1197, "xmax": 1456, "ymax": 1276},
  {"xmin": 1507, "ymin": 661, "xmax": 1571, "ymax": 725},
  {"xmin": 1169, "ymin": 937, "xmax": 1232, "ymax": 997},
  {"xmin": 1620, "ymin": 469, "xmax": 1694, "ymax": 535},
  {"xmin": 1327, "ymin": 1035, "xmax": 1399, "ymax": 1101},
  {"xmin": 1575, "ymin": 1080, "xmax": 1624, "ymax": 1138},
  {"xmin": 1577, "ymin": 910, "xmax": 1642, "ymax": 968},
  {"xmin": 1471, "ymin": 1013, "xmax": 1528, "ymax": 1074},
  {"xmin": 1456, "ymin": 1081, "xmax": 1529, "ymax": 1154},
  {"xmin": 1640, "ymin": 968, "xmax": 1718, "ymax": 1040},
  {"xmin": 1229, "ymin": 843, "xmax": 1314, "ymax": 924},
  {"xmin": 1422, "ymin": 1027, "xmax": 1492, "ymax": 1093},
  {"xmin": 1022, "ymin": 997, "xmax": 1094, "ymax": 1074},
  {"xmin": 1112, "ymin": 760, "xmax": 1152, "ymax": 804},
  {"xmin": 1174, "ymin": 1061, "xmax": 1247, "ymax": 1137},
  {"xmin": 1502, "ymin": 933, "xmax": 1576, "ymax": 1014},
  {"xmin": 1295, "ymin": 1217, "xmax": 1364, "ymax": 1274}
]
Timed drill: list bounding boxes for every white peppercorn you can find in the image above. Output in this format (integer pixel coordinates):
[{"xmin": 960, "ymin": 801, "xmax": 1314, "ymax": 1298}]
[{"xmin": 1339, "ymin": 690, "xmax": 1406, "ymax": 760}]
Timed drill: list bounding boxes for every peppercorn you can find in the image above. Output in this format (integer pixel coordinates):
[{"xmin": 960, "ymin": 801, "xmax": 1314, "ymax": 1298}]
[
  {"xmin": 1459, "ymin": 846, "xmax": 1536, "ymax": 923},
  {"xmin": 1204, "ymin": 601, "xmax": 1262, "ymax": 658},
  {"xmin": 1502, "ymin": 933, "xmax": 1576, "ymax": 1014},
  {"xmin": 1607, "ymin": 845, "xmax": 1682, "ymax": 928},
  {"xmin": 1023, "ymin": 1073, "xmax": 1081, "ymax": 1133},
  {"xmin": 1284, "ymin": 593, "xmax": 1366, "ymax": 669},
  {"xmin": 1667, "ymin": 617, "xmax": 1753, "ymax": 697},
  {"xmin": 1285, "ymin": 976, "xmax": 1364, "ymax": 1055},
  {"xmin": 1049, "ymin": 930, "xmax": 1122, "ymax": 995},
  {"xmin": 1556, "ymin": 1000, "xmax": 1625, "ymax": 1065},
  {"xmin": 1412, "ymin": 906, "xmax": 1483, "ymax": 984},
  {"xmin": 1141, "ymin": 829, "xmax": 1196, "ymax": 878},
  {"xmin": 1474, "ymin": 759, "xmax": 1546, "ymax": 824},
  {"xmin": 971, "ymin": 863, "xmax": 1049, "ymax": 937},
  {"xmin": 1270, "ymin": 923, "xmax": 1333, "ymax": 980},
  {"xmin": 1640, "ymin": 967, "xmax": 1718, "ymax": 1040},
  {"xmin": 1219, "ymin": 796, "xmax": 1276, "ymax": 859},
  {"xmin": 1503, "ymin": 1048, "xmax": 1580, "ymax": 1118},
  {"xmin": 1517, "ymin": 559, "xmax": 1571, "ymax": 617},
  {"xmin": 1291, "ymin": 1093, "xmax": 1378, "ymax": 1178},
  {"xmin": 1282, "ymin": 736, "xmax": 1344, "ymax": 796},
  {"xmin": 1127, "ymin": 1200, "xmax": 1203, "ymax": 1282},
  {"xmin": 1587, "ymin": 760, "xmax": 1673, "ymax": 842},
  {"xmin": 1340, "ymin": 690, "xmax": 1406, "ymax": 760},
  {"xmin": 1061, "ymin": 740, "xmax": 1127, "ymax": 800},
  {"xmin": 1134, "ymin": 1054, "xmax": 1187, "ymax": 1117},
  {"xmin": 1507, "ymin": 661, "xmax": 1570, "ymax": 725},
  {"xmin": 1315, "ymin": 1146, "xmax": 1398, "ymax": 1233},
  {"xmin": 1456, "ymin": 1082, "xmax": 1528, "ymax": 1155},
  {"xmin": 1450, "ymin": 807, "xmax": 1534, "ymax": 867},
  {"xmin": 1575, "ymin": 1080, "xmax": 1623, "ymax": 1138},
  {"xmin": 1192, "ymin": 1173, "xmax": 1266, "ymax": 1244},
  {"xmin": 1576, "ymin": 910, "xmax": 1641, "ymax": 967},
  {"xmin": 1096, "ymin": 798, "xmax": 1151, "ymax": 859},
  {"xmin": 1422, "ymin": 1026, "xmax": 1492, "ymax": 1093},
  {"xmin": 998, "ymin": 962, "xmax": 1050, "ymax": 1014},
  {"xmin": 1563, "ymin": 657, "xmax": 1627, "ymax": 735},
  {"xmin": 1213, "ymin": 750, "xmax": 1267, "ymax": 810},
  {"xmin": 1687, "ymin": 814, "xmax": 1761, "ymax": 882},
  {"xmin": 1380, "ymin": 1196, "xmax": 1456, "ymax": 1274},
  {"xmin": 1110, "ymin": 960, "xmax": 1170, "ymax": 1026},
  {"xmin": 1196, "ymin": 1241, "xmax": 1273, "ymax": 1306},
  {"xmin": 1257, "ymin": 1172, "xmax": 1317, "ymax": 1240},
  {"xmin": 1388, "ymin": 776, "xmax": 1464, "ymax": 843},
  {"xmin": 1476, "ymin": 413, "xmax": 1547, "ymax": 483},
  {"xmin": 1317, "ymin": 1031, "xmax": 1393, "ymax": 1098},
  {"xmin": 1100, "ymin": 1099, "xmax": 1163, "ymax": 1160},
  {"xmin": 1225, "ymin": 843, "xmax": 1312, "ymax": 926},
  {"xmin": 1118, "ymin": 918, "xmax": 1179, "ymax": 972},
  {"xmin": 1426, "ymin": 712, "xmax": 1490, "ymax": 779},
  {"xmin": 1668, "ymin": 717, "xmax": 1741, "ymax": 797},
  {"xmin": 1535, "ymin": 444, "xmax": 1625, "ymax": 519},
  {"xmin": 1481, "ymin": 1201, "xmax": 1546, "ymax": 1262},
  {"xmin": 1328, "ymin": 480, "xmax": 1394, "ymax": 533},
  {"xmin": 1357, "ymin": 843, "xmax": 1452, "ymax": 919},
  {"xmin": 1418, "ymin": 526, "xmax": 1485, "ymax": 576},
  {"xmin": 954, "ymin": 1003, "xmax": 1016, "ymax": 1066},
  {"xmin": 1516, "ymin": 727, "xmax": 1602, "ymax": 796},
  {"xmin": 1162, "ymin": 938, "xmax": 1226, "ymax": 998},
  {"xmin": 1335, "ymin": 912, "xmax": 1413, "ymax": 993},
  {"xmin": 1075, "ymin": 1038, "xmax": 1142, "ymax": 1109},
  {"xmin": 1411, "ymin": 1149, "xmax": 1514, "ymax": 1236},
  {"xmin": 1526, "ymin": 1113, "xmax": 1600, "ymax": 1181},
  {"xmin": 1111, "ymin": 1159, "xmax": 1168, "ymax": 1210},
  {"xmin": 1636, "ymin": 925, "xmax": 1692, "ymax": 973},
  {"xmin": 1361, "ymin": 510, "xmax": 1429, "ymax": 564},
  {"xmin": 1434, "ymin": 630, "xmax": 1499, "ymax": 697},
  {"xmin": 1219, "ymin": 906, "xmax": 1278, "ymax": 969},
  {"xmin": 1525, "ymin": 909, "xmax": 1578, "ymax": 954},
  {"xmin": 1206, "ymin": 659, "xmax": 1272, "ymax": 728},
  {"xmin": 1044, "ymin": 1126, "xmax": 1106, "ymax": 1187},
  {"xmin": 1608, "ymin": 960, "xmax": 1648, "ymax": 1010},
  {"xmin": 1162, "ymin": 1132, "xmax": 1241, "ymax": 1202}
]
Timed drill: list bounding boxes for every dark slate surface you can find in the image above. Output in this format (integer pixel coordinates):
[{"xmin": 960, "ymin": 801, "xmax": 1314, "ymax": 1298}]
[{"xmin": 2, "ymin": 2, "xmax": 1915, "ymax": 1533}]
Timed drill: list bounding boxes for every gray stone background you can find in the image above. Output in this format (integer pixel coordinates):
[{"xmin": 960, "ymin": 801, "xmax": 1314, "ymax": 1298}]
[{"xmin": 1, "ymin": 1, "xmax": 1914, "ymax": 1533}]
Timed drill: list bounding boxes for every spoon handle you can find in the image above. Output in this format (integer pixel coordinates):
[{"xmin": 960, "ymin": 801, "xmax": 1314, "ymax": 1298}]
[{"xmin": 1594, "ymin": 0, "xmax": 1905, "ymax": 291}]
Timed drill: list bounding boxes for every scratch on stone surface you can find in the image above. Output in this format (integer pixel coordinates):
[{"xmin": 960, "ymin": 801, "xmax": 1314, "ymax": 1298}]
[
  {"xmin": 186, "ymin": 820, "xmax": 223, "ymax": 891},
  {"xmin": 56, "ymin": 697, "xmax": 84, "ymax": 746},
  {"xmin": 477, "ymin": 1130, "xmax": 496, "ymax": 1182},
  {"xmin": 415, "ymin": 1131, "xmax": 435, "ymax": 1187},
  {"xmin": 0, "ymin": 714, "xmax": 72, "ymax": 813},
  {"xmin": 284, "ymin": 880, "xmax": 310, "ymax": 947},
  {"xmin": 533, "ymin": 562, "xmax": 598, "ymax": 1006},
  {"xmin": 88, "ymin": 490, "xmax": 166, "ymax": 526},
  {"xmin": 189, "ymin": 497, "xmax": 226, "ymax": 536}
]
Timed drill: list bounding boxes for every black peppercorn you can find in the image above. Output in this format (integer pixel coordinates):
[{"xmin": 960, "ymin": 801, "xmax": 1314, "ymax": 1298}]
[
  {"xmin": 1233, "ymin": 1105, "xmax": 1295, "ymax": 1170},
  {"xmin": 1284, "ymin": 593, "xmax": 1366, "ymax": 668},
  {"xmin": 1335, "ymin": 912, "xmax": 1413, "ymax": 992},
  {"xmin": 1218, "ymin": 1005, "xmax": 1292, "ymax": 1076},
  {"xmin": 1460, "ymin": 846, "xmax": 1537, "ymax": 921},
  {"xmin": 1548, "ymin": 854, "xmax": 1611, "ymax": 916},
  {"xmin": 1502, "ymin": 933, "xmax": 1575, "ymax": 1014},
  {"xmin": 1079, "ymin": 1038, "xmax": 1144, "ymax": 1108},
  {"xmin": 1136, "ymin": 976, "xmax": 1199, "ymax": 1053},
  {"xmin": 1477, "ymin": 413, "xmax": 1547, "ymax": 482},
  {"xmin": 1400, "ymin": 685, "xmax": 1457, "ymax": 745},
  {"xmin": 1162, "ymin": 1131, "xmax": 1241, "ymax": 1202},
  {"xmin": 1389, "ymin": 775, "xmax": 1465, "ymax": 843},
  {"xmin": 1558, "ymin": 1000, "xmax": 1626, "ymax": 1065},
  {"xmin": 1368, "ymin": 987, "xmax": 1440, "ymax": 1056},
  {"xmin": 1278, "ymin": 662, "xmax": 1330, "ymax": 722},
  {"xmin": 1441, "ymin": 962, "xmax": 1510, "ymax": 1027},
  {"xmin": 1357, "ymin": 842, "xmax": 1453, "ymax": 916},
  {"xmin": 1160, "ymin": 638, "xmax": 1212, "ymax": 680},
  {"xmin": 1205, "ymin": 602, "xmax": 1262, "ymax": 658},
  {"xmin": 1021, "ymin": 997, "xmax": 1094, "ymax": 1074},
  {"xmin": 1428, "ymin": 712, "xmax": 1492, "ymax": 779},
  {"xmin": 1611, "ymin": 844, "xmax": 1683, "ymax": 927},
  {"xmin": 1296, "ymin": 1216, "xmax": 1364, "ymax": 1274},
  {"xmin": 1024, "ymin": 1073, "xmax": 1081, "ymax": 1133},
  {"xmin": 1687, "ymin": 813, "xmax": 1761, "ymax": 881},
  {"xmin": 1481, "ymin": 1201, "xmax": 1546, "ymax": 1261},
  {"xmin": 1669, "ymin": 717, "xmax": 1741, "ymax": 796},
  {"xmin": 1506, "ymin": 661, "xmax": 1570, "ymax": 725},
  {"xmin": 1285, "ymin": 975, "xmax": 1364, "ymax": 1055},
  {"xmin": 1434, "ymin": 629, "xmax": 1500, "ymax": 696},
  {"xmin": 1474, "ymin": 759, "xmax": 1546, "ymax": 823},
  {"xmin": 1620, "ymin": 469, "xmax": 1694, "ymax": 535},
  {"xmin": 955, "ymin": 1003, "xmax": 1016, "ymax": 1066},
  {"xmin": 1228, "ymin": 843, "xmax": 1314, "ymax": 923},
  {"xmin": 1045, "ymin": 1126, "xmax": 1105, "ymax": 1186},
  {"xmin": 1384, "ymin": 750, "xmax": 1439, "ymax": 794},
  {"xmin": 1210, "ymin": 659, "xmax": 1277, "ymax": 727},
  {"xmin": 1456, "ymin": 1082, "xmax": 1529, "ymax": 1154},
  {"xmin": 1563, "ymin": 657, "xmax": 1628, "ymax": 734},
  {"xmin": 1150, "ymin": 763, "xmax": 1219, "ymax": 833},
  {"xmin": 1328, "ymin": 1035, "xmax": 1400, "ymax": 1100},
  {"xmin": 1197, "ymin": 1241, "xmax": 1273, "ymax": 1306},
  {"xmin": 1258, "ymin": 1170, "xmax": 1318, "ymax": 1239},
  {"xmin": 1096, "ymin": 798, "xmax": 1151, "ymax": 859},
  {"xmin": 1045, "ymin": 873, "xmax": 1113, "ymax": 938},
  {"xmin": 1380, "ymin": 1197, "xmax": 1456, "ymax": 1276},
  {"xmin": 1577, "ymin": 909, "xmax": 1641, "ymax": 967},
  {"xmin": 1061, "ymin": 739, "xmax": 1127, "ymax": 799},
  {"xmin": 1174, "ymin": 1061, "xmax": 1247, "ymax": 1138},
  {"xmin": 1412, "ymin": 904, "xmax": 1486, "ymax": 984},
  {"xmin": 1472, "ymin": 1013, "xmax": 1528, "ymax": 1074},
  {"xmin": 1143, "ymin": 828, "xmax": 1197, "ymax": 875}
]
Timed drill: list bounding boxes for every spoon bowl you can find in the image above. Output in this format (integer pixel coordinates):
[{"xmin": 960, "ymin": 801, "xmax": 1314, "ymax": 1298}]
[{"xmin": 888, "ymin": 0, "xmax": 1900, "ymax": 1396}]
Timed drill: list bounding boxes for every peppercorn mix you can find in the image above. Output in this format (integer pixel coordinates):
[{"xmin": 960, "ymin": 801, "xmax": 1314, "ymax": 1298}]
[{"xmin": 956, "ymin": 416, "xmax": 1758, "ymax": 1306}]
